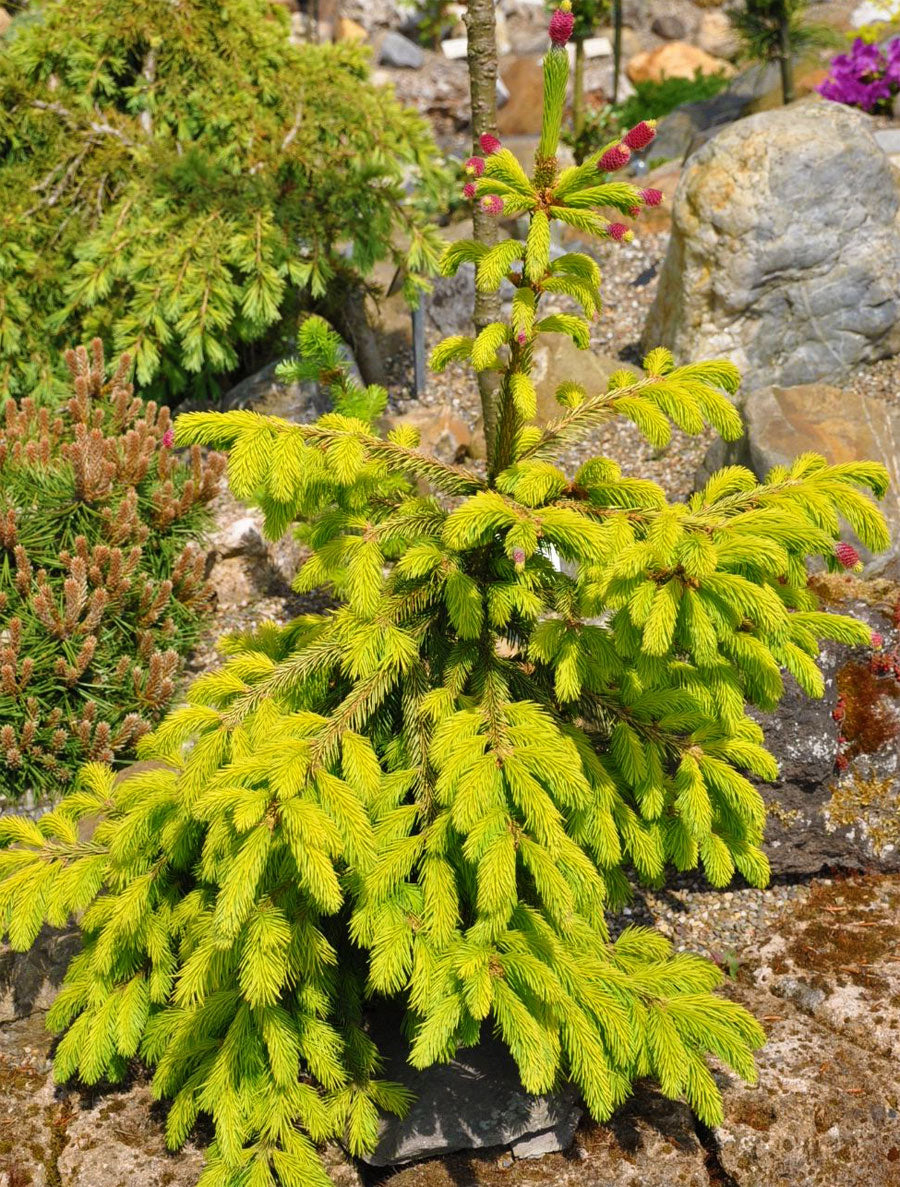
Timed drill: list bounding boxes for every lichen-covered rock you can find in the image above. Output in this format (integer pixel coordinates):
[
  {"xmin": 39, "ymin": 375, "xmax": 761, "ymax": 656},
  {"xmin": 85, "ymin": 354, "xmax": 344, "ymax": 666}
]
[
  {"xmin": 644, "ymin": 102, "xmax": 900, "ymax": 391},
  {"xmin": 714, "ymin": 983, "xmax": 900, "ymax": 1187},
  {"xmin": 752, "ymin": 581, "xmax": 900, "ymax": 875},
  {"xmin": 56, "ymin": 1082, "xmax": 206, "ymax": 1187},
  {"xmin": 750, "ymin": 875, "xmax": 900, "ymax": 1062},
  {"xmin": 714, "ymin": 877, "xmax": 900, "ymax": 1185}
]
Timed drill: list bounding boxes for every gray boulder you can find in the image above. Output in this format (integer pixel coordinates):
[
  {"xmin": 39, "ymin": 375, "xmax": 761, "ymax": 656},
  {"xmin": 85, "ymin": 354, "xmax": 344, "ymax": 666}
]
[
  {"xmin": 644, "ymin": 101, "xmax": 900, "ymax": 392},
  {"xmin": 222, "ymin": 360, "xmax": 332, "ymax": 422},
  {"xmin": 378, "ymin": 31, "xmax": 426, "ymax": 70},
  {"xmin": 649, "ymin": 63, "xmax": 781, "ymax": 164},
  {"xmin": 365, "ymin": 1030, "xmax": 582, "ymax": 1167}
]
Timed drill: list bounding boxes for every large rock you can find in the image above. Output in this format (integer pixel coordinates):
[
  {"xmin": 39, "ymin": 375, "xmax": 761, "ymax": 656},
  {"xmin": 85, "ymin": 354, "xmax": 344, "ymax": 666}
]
[
  {"xmin": 497, "ymin": 57, "xmax": 545, "ymax": 136},
  {"xmin": 626, "ymin": 42, "xmax": 733, "ymax": 84},
  {"xmin": 747, "ymin": 578, "xmax": 900, "ymax": 876},
  {"xmin": 650, "ymin": 14, "xmax": 688, "ymax": 39},
  {"xmin": 695, "ymin": 9, "xmax": 739, "ymax": 58},
  {"xmin": 203, "ymin": 489, "xmax": 305, "ymax": 608},
  {"xmin": 366, "ymin": 1032, "xmax": 582, "ymax": 1167},
  {"xmin": 531, "ymin": 337, "xmax": 642, "ymax": 424},
  {"xmin": 0, "ymin": 927, "xmax": 80, "ymax": 1024},
  {"xmin": 381, "ymin": 1085, "xmax": 709, "ymax": 1185},
  {"xmin": 644, "ymin": 102, "xmax": 900, "ymax": 391},
  {"xmin": 696, "ymin": 383, "xmax": 900, "ymax": 577},
  {"xmin": 379, "ymin": 405, "xmax": 474, "ymax": 464},
  {"xmin": 378, "ymin": 30, "xmax": 426, "ymax": 69},
  {"xmin": 222, "ymin": 359, "xmax": 333, "ymax": 422},
  {"xmin": 714, "ymin": 981, "xmax": 900, "ymax": 1187}
]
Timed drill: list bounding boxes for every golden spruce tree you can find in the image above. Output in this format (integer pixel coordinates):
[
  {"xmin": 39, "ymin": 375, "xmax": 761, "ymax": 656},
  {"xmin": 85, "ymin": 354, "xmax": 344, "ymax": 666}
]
[{"xmin": 0, "ymin": 5, "xmax": 890, "ymax": 1185}]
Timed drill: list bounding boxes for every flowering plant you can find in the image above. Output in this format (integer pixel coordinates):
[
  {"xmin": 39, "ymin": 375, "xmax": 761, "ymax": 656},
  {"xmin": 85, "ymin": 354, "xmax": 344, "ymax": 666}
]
[{"xmin": 818, "ymin": 36, "xmax": 900, "ymax": 111}]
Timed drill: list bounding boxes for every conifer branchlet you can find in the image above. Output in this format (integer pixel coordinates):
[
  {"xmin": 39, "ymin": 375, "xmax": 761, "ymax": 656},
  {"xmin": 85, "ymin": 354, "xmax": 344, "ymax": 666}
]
[{"xmin": 0, "ymin": 8, "xmax": 890, "ymax": 1187}]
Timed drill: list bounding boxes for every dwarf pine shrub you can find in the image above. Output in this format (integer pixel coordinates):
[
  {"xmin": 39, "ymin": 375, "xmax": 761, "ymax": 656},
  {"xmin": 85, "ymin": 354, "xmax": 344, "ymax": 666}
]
[
  {"xmin": 0, "ymin": 7, "xmax": 890, "ymax": 1186},
  {"xmin": 0, "ymin": 0, "xmax": 445, "ymax": 403},
  {"xmin": 0, "ymin": 341, "xmax": 223, "ymax": 799}
]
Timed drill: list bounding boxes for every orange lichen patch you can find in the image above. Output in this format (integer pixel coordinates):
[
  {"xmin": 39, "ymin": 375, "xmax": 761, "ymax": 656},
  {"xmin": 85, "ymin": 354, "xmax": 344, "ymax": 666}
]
[
  {"xmin": 807, "ymin": 572, "xmax": 900, "ymax": 611},
  {"xmin": 835, "ymin": 661, "xmax": 900, "ymax": 756},
  {"xmin": 771, "ymin": 876, "xmax": 900, "ymax": 996}
]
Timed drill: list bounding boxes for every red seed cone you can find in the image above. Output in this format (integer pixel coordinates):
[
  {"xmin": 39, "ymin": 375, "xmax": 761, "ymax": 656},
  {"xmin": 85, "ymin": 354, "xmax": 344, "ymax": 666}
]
[
  {"xmin": 598, "ymin": 143, "xmax": 631, "ymax": 172},
  {"xmin": 835, "ymin": 542, "xmax": 861, "ymax": 570},
  {"xmin": 623, "ymin": 120, "xmax": 657, "ymax": 151},
  {"xmin": 607, "ymin": 223, "xmax": 633, "ymax": 242},
  {"xmin": 549, "ymin": 4, "xmax": 575, "ymax": 46}
]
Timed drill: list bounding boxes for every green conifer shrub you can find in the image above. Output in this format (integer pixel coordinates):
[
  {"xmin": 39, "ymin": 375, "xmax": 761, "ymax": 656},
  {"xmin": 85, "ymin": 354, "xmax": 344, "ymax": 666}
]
[
  {"xmin": 0, "ymin": 0, "xmax": 445, "ymax": 403},
  {"xmin": 0, "ymin": 340, "xmax": 223, "ymax": 800},
  {"xmin": 0, "ymin": 8, "xmax": 890, "ymax": 1186}
]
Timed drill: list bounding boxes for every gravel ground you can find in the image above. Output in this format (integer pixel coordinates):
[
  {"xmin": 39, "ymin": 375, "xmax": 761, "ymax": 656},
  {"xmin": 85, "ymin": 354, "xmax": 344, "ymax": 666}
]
[
  {"xmin": 622, "ymin": 876, "xmax": 816, "ymax": 966},
  {"xmin": 844, "ymin": 352, "xmax": 900, "ymax": 409}
]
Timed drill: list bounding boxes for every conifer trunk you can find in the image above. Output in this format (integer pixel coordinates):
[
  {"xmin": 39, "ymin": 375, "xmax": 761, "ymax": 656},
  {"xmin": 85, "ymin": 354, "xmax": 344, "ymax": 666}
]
[
  {"xmin": 573, "ymin": 38, "xmax": 586, "ymax": 144},
  {"xmin": 465, "ymin": 0, "xmax": 502, "ymax": 467},
  {"xmin": 776, "ymin": 0, "xmax": 795, "ymax": 104},
  {"xmin": 612, "ymin": 0, "xmax": 623, "ymax": 105}
]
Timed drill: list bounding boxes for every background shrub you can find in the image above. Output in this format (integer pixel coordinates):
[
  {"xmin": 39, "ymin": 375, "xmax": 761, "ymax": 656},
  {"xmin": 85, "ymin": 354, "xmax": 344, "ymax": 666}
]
[
  {"xmin": 0, "ymin": 0, "xmax": 447, "ymax": 404},
  {"xmin": 0, "ymin": 340, "xmax": 224, "ymax": 801},
  {"xmin": 567, "ymin": 70, "xmax": 731, "ymax": 162}
]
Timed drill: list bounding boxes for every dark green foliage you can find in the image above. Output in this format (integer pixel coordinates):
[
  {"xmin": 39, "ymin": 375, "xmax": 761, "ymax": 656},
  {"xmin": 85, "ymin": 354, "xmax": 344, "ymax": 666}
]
[
  {"xmin": 0, "ymin": 341, "xmax": 223, "ymax": 799},
  {"xmin": 727, "ymin": 0, "xmax": 838, "ymax": 102},
  {"xmin": 401, "ymin": 0, "xmax": 455, "ymax": 48},
  {"xmin": 0, "ymin": 0, "xmax": 445, "ymax": 404}
]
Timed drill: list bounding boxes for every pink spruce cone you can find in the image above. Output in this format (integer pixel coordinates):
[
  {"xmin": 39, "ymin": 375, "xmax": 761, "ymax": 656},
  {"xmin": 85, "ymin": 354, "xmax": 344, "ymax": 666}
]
[
  {"xmin": 871, "ymin": 632, "xmax": 884, "ymax": 649},
  {"xmin": 640, "ymin": 187, "xmax": 663, "ymax": 207},
  {"xmin": 549, "ymin": 3, "xmax": 575, "ymax": 46},
  {"xmin": 607, "ymin": 223, "xmax": 633, "ymax": 242},
  {"xmin": 481, "ymin": 195, "xmax": 504, "ymax": 216},
  {"xmin": 622, "ymin": 120, "xmax": 657, "ymax": 151},
  {"xmin": 465, "ymin": 156, "xmax": 486, "ymax": 177},
  {"xmin": 628, "ymin": 205, "xmax": 641, "ymax": 217},
  {"xmin": 512, "ymin": 548, "xmax": 526, "ymax": 566},
  {"xmin": 835, "ymin": 542, "xmax": 861, "ymax": 569},
  {"xmin": 161, "ymin": 428, "xmax": 175, "ymax": 449},
  {"xmin": 480, "ymin": 133, "xmax": 502, "ymax": 156},
  {"xmin": 463, "ymin": 182, "xmax": 477, "ymax": 200},
  {"xmin": 516, "ymin": 330, "xmax": 527, "ymax": 345},
  {"xmin": 598, "ymin": 143, "xmax": 631, "ymax": 172}
]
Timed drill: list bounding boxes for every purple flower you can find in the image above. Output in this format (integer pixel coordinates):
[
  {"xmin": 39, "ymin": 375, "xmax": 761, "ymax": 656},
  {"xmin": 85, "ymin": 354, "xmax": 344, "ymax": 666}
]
[{"xmin": 818, "ymin": 37, "xmax": 900, "ymax": 114}]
